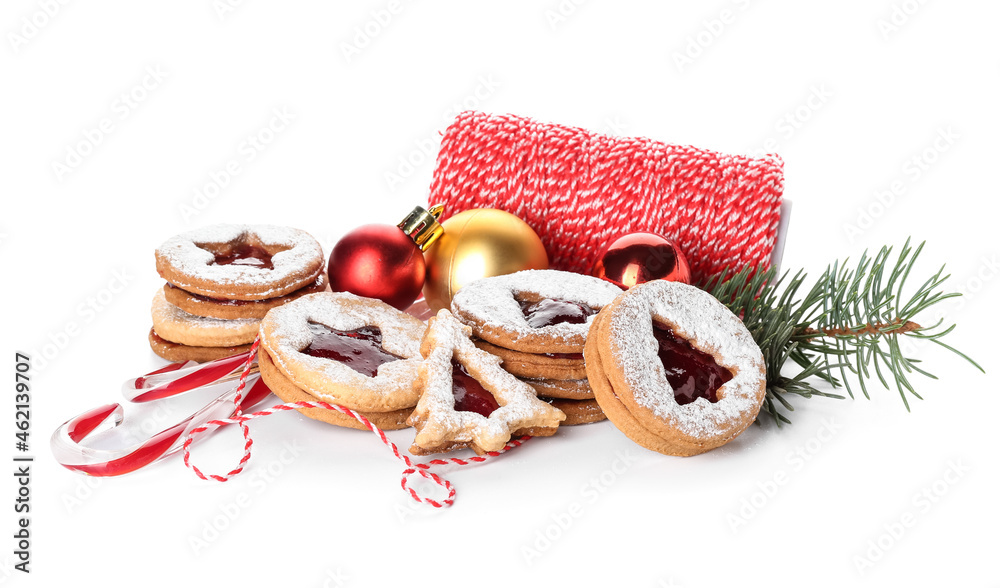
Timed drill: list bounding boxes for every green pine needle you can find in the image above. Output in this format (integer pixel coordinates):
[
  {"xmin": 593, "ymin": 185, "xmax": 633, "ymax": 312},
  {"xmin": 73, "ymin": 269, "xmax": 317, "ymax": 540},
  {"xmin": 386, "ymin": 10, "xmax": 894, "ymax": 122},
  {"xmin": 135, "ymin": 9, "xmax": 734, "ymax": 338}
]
[{"xmin": 699, "ymin": 239, "xmax": 984, "ymax": 425}]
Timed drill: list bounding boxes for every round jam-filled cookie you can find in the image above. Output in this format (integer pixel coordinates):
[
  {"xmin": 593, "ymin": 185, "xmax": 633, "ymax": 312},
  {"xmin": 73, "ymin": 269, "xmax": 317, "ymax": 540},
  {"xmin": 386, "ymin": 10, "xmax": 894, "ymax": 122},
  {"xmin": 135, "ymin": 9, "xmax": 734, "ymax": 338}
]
[
  {"xmin": 541, "ymin": 397, "xmax": 606, "ymax": 426},
  {"xmin": 259, "ymin": 292, "xmax": 426, "ymax": 413},
  {"xmin": 585, "ymin": 280, "xmax": 766, "ymax": 456},
  {"xmin": 156, "ymin": 224, "xmax": 325, "ymax": 301},
  {"xmin": 473, "ymin": 339, "xmax": 587, "ymax": 381},
  {"xmin": 258, "ymin": 347, "xmax": 412, "ymax": 430},
  {"xmin": 450, "ymin": 269, "xmax": 623, "ymax": 354},
  {"xmin": 151, "ymin": 289, "xmax": 260, "ymax": 348},
  {"xmin": 162, "ymin": 272, "xmax": 329, "ymax": 320},
  {"xmin": 148, "ymin": 328, "xmax": 253, "ymax": 363}
]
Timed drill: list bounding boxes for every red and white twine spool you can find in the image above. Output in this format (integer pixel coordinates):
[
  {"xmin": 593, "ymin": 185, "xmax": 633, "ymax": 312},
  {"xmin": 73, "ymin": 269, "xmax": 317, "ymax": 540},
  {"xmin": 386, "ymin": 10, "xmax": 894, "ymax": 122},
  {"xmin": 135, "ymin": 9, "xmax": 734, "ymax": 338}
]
[{"xmin": 429, "ymin": 111, "xmax": 785, "ymax": 282}]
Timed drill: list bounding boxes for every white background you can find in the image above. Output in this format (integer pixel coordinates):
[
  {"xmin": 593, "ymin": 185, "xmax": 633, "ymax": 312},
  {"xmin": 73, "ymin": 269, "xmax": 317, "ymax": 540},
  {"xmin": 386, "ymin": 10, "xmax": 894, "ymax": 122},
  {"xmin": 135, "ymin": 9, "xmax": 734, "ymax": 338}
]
[{"xmin": 2, "ymin": 1, "xmax": 998, "ymax": 586}]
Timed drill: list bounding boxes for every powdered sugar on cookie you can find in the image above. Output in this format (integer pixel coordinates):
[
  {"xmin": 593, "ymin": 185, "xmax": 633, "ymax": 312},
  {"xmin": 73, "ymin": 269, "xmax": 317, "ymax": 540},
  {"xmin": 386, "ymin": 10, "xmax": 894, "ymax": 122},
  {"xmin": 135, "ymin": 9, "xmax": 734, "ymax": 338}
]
[
  {"xmin": 150, "ymin": 289, "xmax": 260, "ymax": 347},
  {"xmin": 451, "ymin": 269, "xmax": 622, "ymax": 351},
  {"xmin": 152, "ymin": 289, "xmax": 260, "ymax": 330},
  {"xmin": 155, "ymin": 224, "xmax": 324, "ymax": 299},
  {"xmin": 259, "ymin": 292, "xmax": 426, "ymax": 412},
  {"xmin": 408, "ymin": 310, "xmax": 566, "ymax": 455}
]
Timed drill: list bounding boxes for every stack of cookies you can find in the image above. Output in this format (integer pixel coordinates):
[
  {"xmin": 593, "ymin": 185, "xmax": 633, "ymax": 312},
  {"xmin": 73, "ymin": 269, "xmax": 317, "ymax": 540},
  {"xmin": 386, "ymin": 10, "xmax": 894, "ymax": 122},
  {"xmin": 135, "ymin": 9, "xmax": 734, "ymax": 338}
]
[
  {"xmin": 149, "ymin": 224, "xmax": 326, "ymax": 363},
  {"xmin": 255, "ymin": 291, "xmax": 567, "ymax": 454},
  {"xmin": 234, "ymin": 267, "xmax": 769, "ymax": 458},
  {"xmin": 449, "ymin": 270, "xmax": 623, "ymax": 425}
]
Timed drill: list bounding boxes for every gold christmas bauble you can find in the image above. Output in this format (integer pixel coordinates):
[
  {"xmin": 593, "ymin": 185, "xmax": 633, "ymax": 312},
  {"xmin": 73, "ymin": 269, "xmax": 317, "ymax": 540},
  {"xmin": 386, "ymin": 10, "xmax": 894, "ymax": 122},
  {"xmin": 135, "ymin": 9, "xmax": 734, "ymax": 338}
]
[{"xmin": 422, "ymin": 208, "xmax": 549, "ymax": 313}]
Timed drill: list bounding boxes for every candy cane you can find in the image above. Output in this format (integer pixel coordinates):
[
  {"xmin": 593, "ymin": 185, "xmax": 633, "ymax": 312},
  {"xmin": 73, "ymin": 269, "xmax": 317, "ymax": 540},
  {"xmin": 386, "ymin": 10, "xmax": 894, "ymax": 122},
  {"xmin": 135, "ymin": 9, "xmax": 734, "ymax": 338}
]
[{"xmin": 51, "ymin": 347, "xmax": 270, "ymax": 477}]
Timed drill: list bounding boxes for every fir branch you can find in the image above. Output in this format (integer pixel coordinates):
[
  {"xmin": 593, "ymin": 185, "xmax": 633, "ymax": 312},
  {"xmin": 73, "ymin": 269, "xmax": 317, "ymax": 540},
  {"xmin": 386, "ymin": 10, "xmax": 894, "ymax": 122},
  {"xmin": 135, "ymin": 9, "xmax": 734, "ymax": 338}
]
[{"xmin": 700, "ymin": 239, "xmax": 983, "ymax": 425}]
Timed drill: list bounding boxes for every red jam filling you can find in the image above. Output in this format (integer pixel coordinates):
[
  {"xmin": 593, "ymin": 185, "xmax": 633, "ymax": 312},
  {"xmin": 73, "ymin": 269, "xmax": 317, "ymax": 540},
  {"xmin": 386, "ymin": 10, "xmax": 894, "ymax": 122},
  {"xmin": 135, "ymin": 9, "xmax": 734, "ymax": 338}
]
[
  {"xmin": 302, "ymin": 322, "xmax": 401, "ymax": 377},
  {"xmin": 652, "ymin": 322, "xmax": 732, "ymax": 405},
  {"xmin": 209, "ymin": 243, "xmax": 275, "ymax": 270},
  {"xmin": 520, "ymin": 298, "xmax": 596, "ymax": 328},
  {"xmin": 451, "ymin": 360, "xmax": 500, "ymax": 417}
]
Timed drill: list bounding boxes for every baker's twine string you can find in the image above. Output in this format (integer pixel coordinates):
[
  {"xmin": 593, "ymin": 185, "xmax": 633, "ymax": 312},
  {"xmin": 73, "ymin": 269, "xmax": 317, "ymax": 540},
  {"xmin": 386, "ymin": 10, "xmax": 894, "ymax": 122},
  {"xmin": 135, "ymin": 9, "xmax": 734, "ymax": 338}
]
[
  {"xmin": 181, "ymin": 336, "xmax": 527, "ymax": 508},
  {"xmin": 428, "ymin": 111, "xmax": 784, "ymax": 283}
]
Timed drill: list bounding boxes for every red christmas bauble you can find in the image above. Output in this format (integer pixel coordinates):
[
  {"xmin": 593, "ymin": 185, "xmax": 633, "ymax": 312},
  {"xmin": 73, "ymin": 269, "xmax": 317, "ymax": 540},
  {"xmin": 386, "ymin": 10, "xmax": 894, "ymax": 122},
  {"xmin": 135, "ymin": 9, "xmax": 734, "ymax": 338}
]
[
  {"xmin": 592, "ymin": 233, "xmax": 691, "ymax": 289},
  {"xmin": 328, "ymin": 224, "xmax": 425, "ymax": 310}
]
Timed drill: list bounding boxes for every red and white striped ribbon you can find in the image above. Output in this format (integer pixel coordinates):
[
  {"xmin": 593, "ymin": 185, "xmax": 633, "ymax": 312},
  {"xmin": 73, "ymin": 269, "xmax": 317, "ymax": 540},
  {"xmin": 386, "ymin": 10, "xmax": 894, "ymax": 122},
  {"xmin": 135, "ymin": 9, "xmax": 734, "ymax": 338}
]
[{"xmin": 181, "ymin": 336, "xmax": 527, "ymax": 508}]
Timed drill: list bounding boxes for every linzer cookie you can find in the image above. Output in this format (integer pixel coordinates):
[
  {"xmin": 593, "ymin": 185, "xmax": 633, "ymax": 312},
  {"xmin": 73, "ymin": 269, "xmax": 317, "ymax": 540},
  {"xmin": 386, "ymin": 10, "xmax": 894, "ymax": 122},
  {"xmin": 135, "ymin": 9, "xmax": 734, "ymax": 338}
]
[
  {"xmin": 451, "ymin": 269, "xmax": 622, "ymax": 354},
  {"xmin": 149, "ymin": 289, "xmax": 259, "ymax": 362},
  {"xmin": 162, "ymin": 272, "xmax": 328, "ymax": 320},
  {"xmin": 407, "ymin": 310, "xmax": 566, "ymax": 455},
  {"xmin": 257, "ymin": 346, "xmax": 412, "ymax": 431},
  {"xmin": 450, "ymin": 269, "xmax": 621, "ymax": 424},
  {"xmin": 472, "ymin": 340, "xmax": 587, "ymax": 380},
  {"xmin": 155, "ymin": 224, "xmax": 324, "ymax": 300},
  {"xmin": 148, "ymin": 223, "xmax": 327, "ymax": 362},
  {"xmin": 585, "ymin": 280, "xmax": 766, "ymax": 456},
  {"xmin": 147, "ymin": 329, "xmax": 253, "ymax": 363},
  {"xmin": 521, "ymin": 377, "xmax": 594, "ymax": 401},
  {"xmin": 542, "ymin": 397, "xmax": 606, "ymax": 426},
  {"xmin": 259, "ymin": 292, "xmax": 426, "ymax": 414}
]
